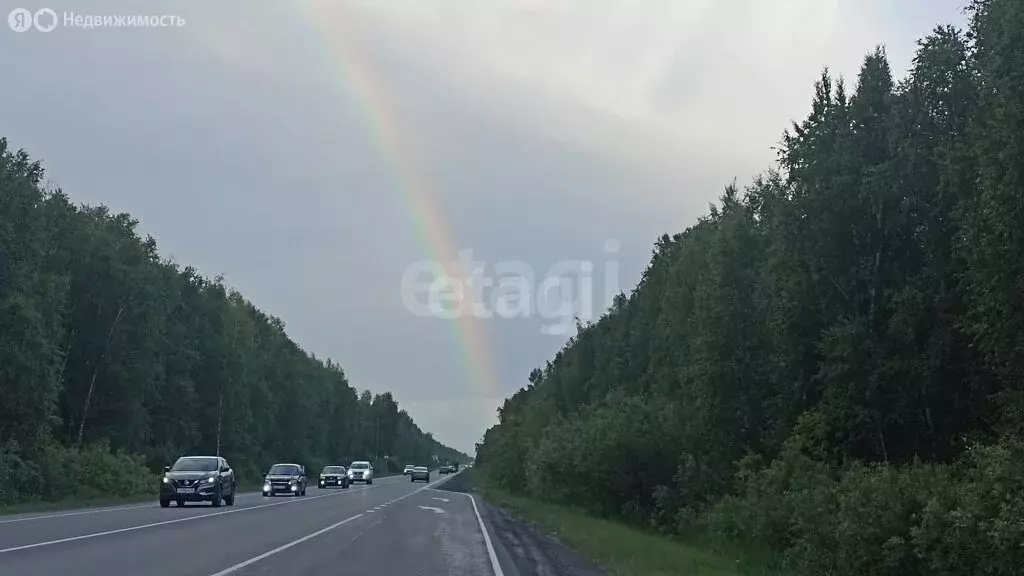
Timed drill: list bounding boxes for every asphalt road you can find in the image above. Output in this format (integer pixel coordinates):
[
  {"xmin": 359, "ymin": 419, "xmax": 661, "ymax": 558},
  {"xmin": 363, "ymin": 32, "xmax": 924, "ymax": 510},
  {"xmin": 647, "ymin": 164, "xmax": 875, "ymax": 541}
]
[{"xmin": 0, "ymin": 472, "xmax": 503, "ymax": 576}]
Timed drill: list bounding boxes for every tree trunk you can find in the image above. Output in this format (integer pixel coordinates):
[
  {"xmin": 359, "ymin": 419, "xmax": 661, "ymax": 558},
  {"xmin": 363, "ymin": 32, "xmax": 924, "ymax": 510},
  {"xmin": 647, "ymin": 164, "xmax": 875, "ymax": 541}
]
[{"xmin": 76, "ymin": 304, "xmax": 126, "ymax": 447}]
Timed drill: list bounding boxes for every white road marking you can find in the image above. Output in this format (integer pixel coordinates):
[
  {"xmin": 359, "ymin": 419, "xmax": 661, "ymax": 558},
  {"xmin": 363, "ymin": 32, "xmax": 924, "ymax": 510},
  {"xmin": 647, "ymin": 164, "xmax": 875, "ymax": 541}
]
[
  {"xmin": 418, "ymin": 505, "xmax": 445, "ymax": 514},
  {"xmin": 205, "ymin": 513, "xmax": 365, "ymax": 576},
  {"xmin": 0, "ymin": 475, "xmax": 411, "ymax": 527},
  {"xmin": 0, "ymin": 480, "xmax": 402, "ymax": 554},
  {"xmin": 0, "ymin": 493, "xmax": 262, "ymax": 525},
  {"xmin": 462, "ymin": 492, "xmax": 505, "ymax": 576},
  {"xmin": 432, "ymin": 497, "xmax": 450, "ymax": 503},
  {"xmin": 205, "ymin": 474, "xmax": 453, "ymax": 576}
]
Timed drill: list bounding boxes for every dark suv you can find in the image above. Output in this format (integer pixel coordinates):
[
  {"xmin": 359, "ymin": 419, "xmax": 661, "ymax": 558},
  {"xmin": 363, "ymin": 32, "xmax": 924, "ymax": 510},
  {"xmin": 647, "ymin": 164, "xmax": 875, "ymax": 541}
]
[
  {"xmin": 262, "ymin": 463, "xmax": 307, "ymax": 496},
  {"xmin": 160, "ymin": 455, "xmax": 237, "ymax": 508},
  {"xmin": 318, "ymin": 465, "xmax": 350, "ymax": 489}
]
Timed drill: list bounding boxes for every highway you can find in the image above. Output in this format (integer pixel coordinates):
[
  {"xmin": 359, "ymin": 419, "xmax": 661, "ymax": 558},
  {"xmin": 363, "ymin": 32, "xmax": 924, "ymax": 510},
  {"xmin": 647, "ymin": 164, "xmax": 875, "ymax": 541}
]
[{"xmin": 0, "ymin": 472, "xmax": 502, "ymax": 576}]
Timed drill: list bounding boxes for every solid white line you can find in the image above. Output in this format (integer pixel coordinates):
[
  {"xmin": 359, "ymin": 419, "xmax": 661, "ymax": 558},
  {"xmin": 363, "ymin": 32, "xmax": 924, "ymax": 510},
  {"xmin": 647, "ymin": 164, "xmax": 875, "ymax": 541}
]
[
  {"xmin": 205, "ymin": 513, "xmax": 365, "ymax": 576},
  {"xmin": 204, "ymin": 474, "xmax": 451, "ymax": 576},
  {"xmin": 0, "ymin": 474, "xmax": 409, "ymax": 525},
  {"xmin": 0, "ymin": 493, "xmax": 268, "ymax": 525},
  {"xmin": 0, "ymin": 502, "xmax": 161, "ymax": 524},
  {"xmin": 464, "ymin": 492, "xmax": 505, "ymax": 576},
  {"xmin": 0, "ymin": 484, "xmax": 385, "ymax": 554},
  {"xmin": 0, "ymin": 475, "xmax": 409, "ymax": 527}
]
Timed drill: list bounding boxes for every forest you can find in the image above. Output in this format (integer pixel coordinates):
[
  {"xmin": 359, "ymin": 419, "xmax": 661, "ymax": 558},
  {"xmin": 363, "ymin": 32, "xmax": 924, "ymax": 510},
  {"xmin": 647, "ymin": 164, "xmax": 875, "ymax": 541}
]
[
  {"xmin": 475, "ymin": 1, "xmax": 1024, "ymax": 574},
  {"xmin": 0, "ymin": 139, "xmax": 466, "ymax": 506}
]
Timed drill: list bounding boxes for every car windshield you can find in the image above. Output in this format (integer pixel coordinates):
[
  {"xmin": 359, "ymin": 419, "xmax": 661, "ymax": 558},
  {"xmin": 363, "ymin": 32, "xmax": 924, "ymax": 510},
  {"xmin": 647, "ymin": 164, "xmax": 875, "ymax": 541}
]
[
  {"xmin": 322, "ymin": 467, "xmax": 345, "ymax": 474},
  {"xmin": 268, "ymin": 464, "xmax": 301, "ymax": 475},
  {"xmin": 414, "ymin": 467, "xmax": 428, "ymax": 472},
  {"xmin": 171, "ymin": 457, "xmax": 219, "ymax": 472},
  {"xmin": 404, "ymin": 465, "xmax": 414, "ymax": 469},
  {"xmin": 350, "ymin": 462, "xmax": 369, "ymax": 469}
]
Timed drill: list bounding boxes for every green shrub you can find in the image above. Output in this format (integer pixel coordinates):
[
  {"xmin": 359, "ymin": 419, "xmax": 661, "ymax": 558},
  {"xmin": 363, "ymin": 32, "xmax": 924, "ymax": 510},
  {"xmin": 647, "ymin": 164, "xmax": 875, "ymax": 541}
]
[
  {"xmin": 703, "ymin": 438, "xmax": 1024, "ymax": 576},
  {"xmin": 0, "ymin": 441, "xmax": 154, "ymax": 506}
]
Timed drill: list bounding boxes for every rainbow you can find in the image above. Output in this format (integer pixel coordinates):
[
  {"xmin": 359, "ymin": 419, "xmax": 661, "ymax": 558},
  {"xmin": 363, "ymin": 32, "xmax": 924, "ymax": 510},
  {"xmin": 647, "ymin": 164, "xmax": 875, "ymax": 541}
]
[{"xmin": 302, "ymin": 2, "xmax": 502, "ymax": 403}]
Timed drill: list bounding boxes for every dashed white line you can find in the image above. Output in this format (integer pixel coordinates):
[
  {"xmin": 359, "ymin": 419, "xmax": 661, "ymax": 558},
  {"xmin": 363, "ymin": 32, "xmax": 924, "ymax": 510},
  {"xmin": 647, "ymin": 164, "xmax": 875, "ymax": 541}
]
[
  {"xmin": 203, "ymin": 474, "xmax": 453, "ymax": 576},
  {"xmin": 205, "ymin": 513, "xmax": 365, "ymax": 576}
]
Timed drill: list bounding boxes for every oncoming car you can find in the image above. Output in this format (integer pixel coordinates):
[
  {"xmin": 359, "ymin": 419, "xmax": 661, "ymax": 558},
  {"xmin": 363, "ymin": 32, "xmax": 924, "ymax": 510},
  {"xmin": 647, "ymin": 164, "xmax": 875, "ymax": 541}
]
[
  {"xmin": 319, "ymin": 465, "xmax": 350, "ymax": 488},
  {"xmin": 410, "ymin": 466, "xmax": 430, "ymax": 482},
  {"xmin": 347, "ymin": 460, "xmax": 373, "ymax": 484},
  {"xmin": 262, "ymin": 463, "xmax": 307, "ymax": 496},
  {"xmin": 160, "ymin": 455, "xmax": 236, "ymax": 508}
]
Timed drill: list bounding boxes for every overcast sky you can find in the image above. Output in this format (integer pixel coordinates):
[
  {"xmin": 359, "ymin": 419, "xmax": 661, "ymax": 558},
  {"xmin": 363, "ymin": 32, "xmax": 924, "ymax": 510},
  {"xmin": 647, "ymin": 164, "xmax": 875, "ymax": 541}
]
[{"xmin": 1, "ymin": 0, "xmax": 968, "ymax": 454}]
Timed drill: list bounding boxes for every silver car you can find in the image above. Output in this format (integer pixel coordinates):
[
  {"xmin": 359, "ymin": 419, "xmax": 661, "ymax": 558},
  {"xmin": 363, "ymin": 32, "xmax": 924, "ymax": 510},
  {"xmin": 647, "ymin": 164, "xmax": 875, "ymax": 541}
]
[{"xmin": 347, "ymin": 460, "xmax": 374, "ymax": 484}]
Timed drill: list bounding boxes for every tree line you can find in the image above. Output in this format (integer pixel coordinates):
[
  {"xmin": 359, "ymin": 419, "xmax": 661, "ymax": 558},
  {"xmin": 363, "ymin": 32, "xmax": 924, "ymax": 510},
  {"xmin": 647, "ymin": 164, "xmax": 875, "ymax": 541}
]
[
  {"xmin": 475, "ymin": 1, "xmax": 1024, "ymax": 574},
  {"xmin": 0, "ymin": 142, "xmax": 466, "ymax": 505}
]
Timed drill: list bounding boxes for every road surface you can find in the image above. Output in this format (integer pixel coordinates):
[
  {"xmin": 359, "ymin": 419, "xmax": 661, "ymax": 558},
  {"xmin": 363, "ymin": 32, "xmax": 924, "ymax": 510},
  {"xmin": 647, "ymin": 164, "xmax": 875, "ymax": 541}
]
[{"xmin": 0, "ymin": 473, "xmax": 503, "ymax": 576}]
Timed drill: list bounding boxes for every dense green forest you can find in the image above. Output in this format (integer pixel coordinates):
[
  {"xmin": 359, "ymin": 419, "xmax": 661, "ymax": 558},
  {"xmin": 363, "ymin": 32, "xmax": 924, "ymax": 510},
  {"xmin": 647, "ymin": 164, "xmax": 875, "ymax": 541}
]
[
  {"xmin": 475, "ymin": 1, "xmax": 1024, "ymax": 574},
  {"xmin": 0, "ymin": 140, "xmax": 466, "ymax": 505}
]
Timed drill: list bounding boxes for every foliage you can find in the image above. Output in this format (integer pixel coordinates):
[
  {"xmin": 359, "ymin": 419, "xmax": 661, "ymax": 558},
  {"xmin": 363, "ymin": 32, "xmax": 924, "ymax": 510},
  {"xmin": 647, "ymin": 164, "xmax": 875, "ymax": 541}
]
[
  {"xmin": 475, "ymin": 1, "xmax": 1024, "ymax": 573},
  {"xmin": 0, "ymin": 140, "xmax": 466, "ymax": 505}
]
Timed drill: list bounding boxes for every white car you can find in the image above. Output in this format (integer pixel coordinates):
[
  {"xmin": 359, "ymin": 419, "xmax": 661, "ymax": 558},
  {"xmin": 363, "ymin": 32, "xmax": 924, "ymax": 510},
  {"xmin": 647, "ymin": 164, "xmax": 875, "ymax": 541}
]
[{"xmin": 347, "ymin": 461, "xmax": 374, "ymax": 484}]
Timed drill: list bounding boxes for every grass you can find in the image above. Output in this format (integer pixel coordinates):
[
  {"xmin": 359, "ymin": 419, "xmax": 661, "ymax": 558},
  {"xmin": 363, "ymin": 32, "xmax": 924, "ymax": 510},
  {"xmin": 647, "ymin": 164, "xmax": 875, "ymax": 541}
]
[
  {"xmin": 469, "ymin": 471, "xmax": 785, "ymax": 576},
  {"xmin": 0, "ymin": 491, "xmax": 158, "ymax": 516}
]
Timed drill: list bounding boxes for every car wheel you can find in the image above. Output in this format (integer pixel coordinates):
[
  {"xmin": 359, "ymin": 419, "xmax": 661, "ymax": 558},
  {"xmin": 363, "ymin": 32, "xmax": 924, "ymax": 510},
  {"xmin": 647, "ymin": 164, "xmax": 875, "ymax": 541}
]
[
  {"xmin": 262, "ymin": 491, "xmax": 270, "ymax": 497},
  {"xmin": 211, "ymin": 488, "xmax": 222, "ymax": 507},
  {"xmin": 224, "ymin": 491, "xmax": 235, "ymax": 506},
  {"xmin": 160, "ymin": 498, "xmax": 170, "ymax": 508},
  {"xmin": 176, "ymin": 499, "xmax": 185, "ymax": 507}
]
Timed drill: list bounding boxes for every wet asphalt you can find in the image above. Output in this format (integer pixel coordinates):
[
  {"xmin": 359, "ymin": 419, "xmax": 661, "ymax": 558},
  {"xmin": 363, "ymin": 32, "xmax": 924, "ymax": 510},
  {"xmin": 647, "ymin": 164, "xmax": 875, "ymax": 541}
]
[{"xmin": 0, "ymin": 471, "xmax": 501, "ymax": 576}]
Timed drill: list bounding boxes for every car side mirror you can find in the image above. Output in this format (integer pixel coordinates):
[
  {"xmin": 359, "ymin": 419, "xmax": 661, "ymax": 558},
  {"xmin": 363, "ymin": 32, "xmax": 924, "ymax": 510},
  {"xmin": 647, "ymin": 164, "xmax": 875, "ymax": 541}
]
[
  {"xmin": 220, "ymin": 465, "xmax": 229, "ymax": 472},
  {"xmin": 163, "ymin": 465, "xmax": 170, "ymax": 472}
]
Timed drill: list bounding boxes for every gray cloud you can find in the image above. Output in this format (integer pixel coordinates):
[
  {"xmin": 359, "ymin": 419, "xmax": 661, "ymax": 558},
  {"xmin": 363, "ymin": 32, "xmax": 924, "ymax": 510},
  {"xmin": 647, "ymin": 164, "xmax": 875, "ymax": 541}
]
[{"xmin": 1, "ymin": 0, "xmax": 969, "ymax": 453}]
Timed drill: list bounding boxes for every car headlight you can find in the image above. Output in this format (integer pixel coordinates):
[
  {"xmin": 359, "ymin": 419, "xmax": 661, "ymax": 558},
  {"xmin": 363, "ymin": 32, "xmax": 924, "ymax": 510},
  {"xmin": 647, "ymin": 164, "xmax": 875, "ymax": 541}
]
[
  {"xmin": 162, "ymin": 476, "xmax": 170, "ymax": 484},
  {"xmin": 206, "ymin": 476, "xmax": 217, "ymax": 484},
  {"xmin": 263, "ymin": 483, "xmax": 270, "ymax": 491}
]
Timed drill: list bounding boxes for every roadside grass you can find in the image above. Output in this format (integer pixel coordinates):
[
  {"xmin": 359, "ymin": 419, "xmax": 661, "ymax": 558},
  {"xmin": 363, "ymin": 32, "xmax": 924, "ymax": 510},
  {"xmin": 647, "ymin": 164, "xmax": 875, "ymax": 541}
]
[{"xmin": 469, "ymin": 471, "xmax": 785, "ymax": 576}]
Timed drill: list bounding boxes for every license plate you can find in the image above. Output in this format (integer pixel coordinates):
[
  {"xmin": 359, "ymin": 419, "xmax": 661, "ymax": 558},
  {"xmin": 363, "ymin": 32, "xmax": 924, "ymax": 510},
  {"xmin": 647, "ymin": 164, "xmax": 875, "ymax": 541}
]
[{"xmin": 176, "ymin": 488, "xmax": 195, "ymax": 494}]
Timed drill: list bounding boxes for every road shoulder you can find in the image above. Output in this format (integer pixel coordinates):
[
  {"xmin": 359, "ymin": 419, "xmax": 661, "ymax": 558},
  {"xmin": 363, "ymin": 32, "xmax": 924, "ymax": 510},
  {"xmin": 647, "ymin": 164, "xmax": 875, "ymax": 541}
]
[{"xmin": 434, "ymin": 472, "xmax": 605, "ymax": 576}]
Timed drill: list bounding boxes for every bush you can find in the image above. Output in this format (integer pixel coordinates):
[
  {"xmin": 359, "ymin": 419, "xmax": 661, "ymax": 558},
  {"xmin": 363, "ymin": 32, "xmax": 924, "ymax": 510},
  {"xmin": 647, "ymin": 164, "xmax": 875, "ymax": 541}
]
[
  {"xmin": 0, "ymin": 440, "xmax": 154, "ymax": 506},
  {"xmin": 704, "ymin": 438, "xmax": 1024, "ymax": 576}
]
